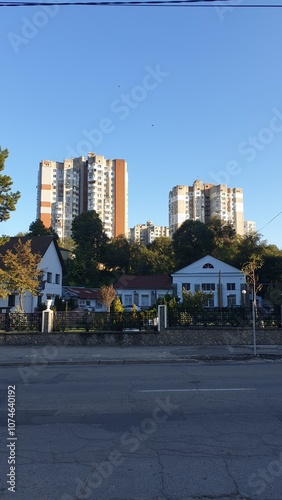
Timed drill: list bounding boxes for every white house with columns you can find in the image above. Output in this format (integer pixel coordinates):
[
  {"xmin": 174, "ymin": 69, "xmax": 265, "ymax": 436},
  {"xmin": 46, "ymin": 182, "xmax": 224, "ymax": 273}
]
[{"xmin": 171, "ymin": 255, "xmax": 246, "ymax": 307}]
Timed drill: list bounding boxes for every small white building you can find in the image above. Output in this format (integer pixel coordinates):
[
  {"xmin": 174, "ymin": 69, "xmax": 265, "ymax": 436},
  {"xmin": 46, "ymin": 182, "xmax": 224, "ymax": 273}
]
[
  {"xmin": 62, "ymin": 286, "xmax": 107, "ymax": 312},
  {"xmin": 171, "ymin": 255, "xmax": 246, "ymax": 307},
  {"xmin": 114, "ymin": 275, "xmax": 172, "ymax": 309},
  {"xmin": 0, "ymin": 236, "xmax": 64, "ymax": 312}
]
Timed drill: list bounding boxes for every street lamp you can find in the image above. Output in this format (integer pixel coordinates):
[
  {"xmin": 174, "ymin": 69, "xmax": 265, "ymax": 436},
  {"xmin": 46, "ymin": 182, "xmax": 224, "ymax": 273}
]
[
  {"xmin": 242, "ymin": 289, "xmax": 247, "ymax": 308},
  {"xmin": 252, "ymin": 284, "xmax": 257, "ymax": 356}
]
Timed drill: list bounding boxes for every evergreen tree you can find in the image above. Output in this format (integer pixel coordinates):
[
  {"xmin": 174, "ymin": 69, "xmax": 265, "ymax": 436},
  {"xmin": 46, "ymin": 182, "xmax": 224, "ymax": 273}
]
[
  {"xmin": 64, "ymin": 210, "xmax": 109, "ymax": 286},
  {"xmin": 28, "ymin": 219, "xmax": 58, "ymax": 239},
  {"xmin": 0, "ymin": 147, "xmax": 20, "ymax": 222}
]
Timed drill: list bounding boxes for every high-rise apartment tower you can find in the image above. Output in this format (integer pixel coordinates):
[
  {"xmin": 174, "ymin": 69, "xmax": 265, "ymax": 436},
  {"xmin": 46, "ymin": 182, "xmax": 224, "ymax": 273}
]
[
  {"xmin": 37, "ymin": 153, "xmax": 128, "ymax": 240},
  {"xmin": 129, "ymin": 221, "xmax": 169, "ymax": 245},
  {"xmin": 169, "ymin": 180, "xmax": 244, "ymax": 237}
]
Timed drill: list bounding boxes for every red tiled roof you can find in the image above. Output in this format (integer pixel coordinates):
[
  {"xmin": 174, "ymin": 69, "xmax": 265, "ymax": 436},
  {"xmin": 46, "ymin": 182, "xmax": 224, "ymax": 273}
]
[
  {"xmin": 63, "ymin": 286, "xmax": 101, "ymax": 300},
  {"xmin": 114, "ymin": 275, "xmax": 172, "ymax": 291}
]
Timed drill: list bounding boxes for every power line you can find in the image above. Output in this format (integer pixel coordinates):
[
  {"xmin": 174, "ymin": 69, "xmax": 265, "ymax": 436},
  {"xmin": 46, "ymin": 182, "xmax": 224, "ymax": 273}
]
[
  {"xmin": 257, "ymin": 210, "xmax": 282, "ymax": 234},
  {"xmin": 1, "ymin": 0, "xmax": 282, "ymax": 7}
]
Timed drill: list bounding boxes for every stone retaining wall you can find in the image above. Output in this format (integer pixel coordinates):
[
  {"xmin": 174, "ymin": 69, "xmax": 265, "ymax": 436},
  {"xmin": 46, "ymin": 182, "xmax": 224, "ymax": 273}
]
[{"xmin": 0, "ymin": 327, "xmax": 281, "ymax": 346}]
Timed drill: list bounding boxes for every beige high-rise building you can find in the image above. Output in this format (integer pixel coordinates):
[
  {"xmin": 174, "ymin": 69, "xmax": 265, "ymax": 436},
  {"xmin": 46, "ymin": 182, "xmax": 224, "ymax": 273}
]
[
  {"xmin": 244, "ymin": 220, "xmax": 256, "ymax": 235},
  {"xmin": 37, "ymin": 153, "xmax": 128, "ymax": 241},
  {"xmin": 129, "ymin": 221, "xmax": 169, "ymax": 245},
  {"xmin": 169, "ymin": 180, "xmax": 244, "ymax": 237}
]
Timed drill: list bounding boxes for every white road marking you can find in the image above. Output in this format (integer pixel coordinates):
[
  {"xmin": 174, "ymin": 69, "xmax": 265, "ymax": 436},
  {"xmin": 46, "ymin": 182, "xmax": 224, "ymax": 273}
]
[{"xmin": 139, "ymin": 388, "xmax": 256, "ymax": 393}]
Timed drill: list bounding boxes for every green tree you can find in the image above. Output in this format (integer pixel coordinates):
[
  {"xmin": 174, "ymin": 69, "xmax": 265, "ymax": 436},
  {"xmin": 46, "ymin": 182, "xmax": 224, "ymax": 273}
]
[
  {"xmin": 172, "ymin": 220, "xmax": 214, "ymax": 269},
  {"xmin": 147, "ymin": 236, "xmax": 175, "ymax": 273},
  {"xmin": 267, "ymin": 282, "xmax": 282, "ymax": 312},
  {"xmin": 71, "ymin": 210, "xmax": 108, "ymax": 261},
  {"xmin": 0, "ymin": 239, "xmax": 42, "ymax": 310},
  {"xmin": 0, "ymin": 147, "xmax": 20, "ymax": 222},
  {"xmin": 65, "ymin": 211, "xmax": 109, "ymax": 286},
  {"xmin": 64, "ymin": 253, "xmax": 100, "ymax": 287},
  {"xmin": 206, "ymin": 217, "xmax": 238, "ymax": 263},
  {"xmin": 58, "ymin": 236, "xmax": 76, "ymax": 252},
  {"xmin": 104, "ymin": 235, "xmax": 131, "ymax": 272},
  {"xmin": 206, "ymin": 217, "xmax": 236, "ymax": 244},
  {"xmin": 244, "ymin": 242, "xmax": 282, "ymax": 298},
  {"xmin": 28, "ymin": 219, "xmax": 58, "ymax": 239},
  {"xmin": 232, "ymin": 234, "xmax": 263, "ymax": 269},
  {"xmin": 127, "ymin": 242, "xmax": 157, "ymax": 274},
  {"xmin": 182, "ymin": 289, "xmax": 213, "ymax": 313}
]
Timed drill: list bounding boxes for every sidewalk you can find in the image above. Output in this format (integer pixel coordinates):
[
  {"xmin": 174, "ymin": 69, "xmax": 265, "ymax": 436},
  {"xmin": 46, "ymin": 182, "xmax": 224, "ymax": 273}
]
[{"xmin": 1, "ymin": 344, "xmax": 282, "ymax": 366}]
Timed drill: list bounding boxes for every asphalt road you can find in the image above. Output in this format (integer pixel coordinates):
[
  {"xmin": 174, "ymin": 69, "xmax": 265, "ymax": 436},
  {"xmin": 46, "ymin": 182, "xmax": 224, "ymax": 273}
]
[{"xmin": 1, "ymin": 362, "xmax": 282, "ymax": 499}]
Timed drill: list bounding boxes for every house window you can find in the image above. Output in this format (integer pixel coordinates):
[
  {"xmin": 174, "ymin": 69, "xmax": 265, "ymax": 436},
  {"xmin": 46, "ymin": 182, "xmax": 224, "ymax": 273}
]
[
  {"xmin": 182, "ymin": 283, "xmax": 190, "ymax": 291},
  {"xmin": 96, "ymin": 302, "xmax": 103, "ymax": 309},
  {"xmin": 194, "ymin": 284, "xmax": 200, "ymax": 292},
  {"xmin": 124, "ymin": 294, "xmax": 132, "ymax": 306},
  {"xmin": 227, "ymin": 294, "xmax": 236, "ymax": 306},
  {"xmin": 203, "ymin": 263, "xmax": 214, "ymax": 269},
  {"xmin": 202, "ymin": 283, "xmax": 215, "ymax": 291},
  {"xmin": 55, "ymin": 274, "xmax": 60, "ymax": 285},
  {"xmin": 37, "ymin": 295, "xmax": 42, "ymax": 308},
  {"xmin": 8, "ymin": 295, "xmax": 15, "ymax": 307},
  {"xmin": 205, "ymin": 295, "xmax": 214, "ymax": 307},
  {"xmin": 47, "ymin": 272, "xmax": 52, "ymax": 283},
  {"xmin": 141, "ymin": 294, "xmax": 149, "ymax": 307},
  {"xmin": 227, "ymin": 283, "xmax": 236, "ymax": 290}
]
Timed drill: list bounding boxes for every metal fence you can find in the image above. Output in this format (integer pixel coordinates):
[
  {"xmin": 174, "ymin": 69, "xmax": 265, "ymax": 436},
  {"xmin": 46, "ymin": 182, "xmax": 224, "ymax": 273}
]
[
  {"xmin": 53, "ymin": 310, "xmax": 158, "ymax": 332},
  {"xmin": 167, "ymin": 306, "xmax": 281, "ymax": 328},
  {"xmin": 1, "ymin": 307, "xmax": 280, "ymax": 332},
  {"xmin": 0, "ymin": 311, "xmax": 42, "ymax": 332}
]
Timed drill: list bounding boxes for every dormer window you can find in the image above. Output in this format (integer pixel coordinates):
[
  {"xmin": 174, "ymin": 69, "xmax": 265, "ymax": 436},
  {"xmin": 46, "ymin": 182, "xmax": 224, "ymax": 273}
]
[{"xmin": 203, "ymin": 263, "xmax": 214, "ymax": 269}]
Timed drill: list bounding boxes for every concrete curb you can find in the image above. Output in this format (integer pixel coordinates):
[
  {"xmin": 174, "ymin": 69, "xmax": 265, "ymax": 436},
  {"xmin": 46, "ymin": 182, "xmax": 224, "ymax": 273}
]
[{"xmin": 2, "ymin": 354, "xmax": 282, "ymax": 367}]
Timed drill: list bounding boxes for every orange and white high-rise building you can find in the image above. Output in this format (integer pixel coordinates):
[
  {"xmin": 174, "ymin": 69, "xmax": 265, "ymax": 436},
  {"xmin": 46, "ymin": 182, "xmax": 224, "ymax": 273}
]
[
  {"xmin": 169, "ymin": 180, "xmax": 245, "ymax": 237},
  {"xmin": 37, "ymin": 153, "xmax": 128, "ymax": 241}
]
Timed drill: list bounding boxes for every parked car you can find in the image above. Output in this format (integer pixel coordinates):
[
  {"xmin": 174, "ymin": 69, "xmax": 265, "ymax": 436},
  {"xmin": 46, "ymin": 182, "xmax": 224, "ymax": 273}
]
[
  {"xmin": 83, "ymin": 306, "xmax": 95, "ymax": 312},
  {"xmin": 123, "ymin": 304, "xmax": 141, "ymax": 312}
]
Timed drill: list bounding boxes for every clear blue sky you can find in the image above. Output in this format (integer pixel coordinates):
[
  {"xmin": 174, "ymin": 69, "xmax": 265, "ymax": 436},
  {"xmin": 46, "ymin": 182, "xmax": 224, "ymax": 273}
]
[{"xmin": 1, "ymin": 1, "xmax": 282, "ymax": 248}]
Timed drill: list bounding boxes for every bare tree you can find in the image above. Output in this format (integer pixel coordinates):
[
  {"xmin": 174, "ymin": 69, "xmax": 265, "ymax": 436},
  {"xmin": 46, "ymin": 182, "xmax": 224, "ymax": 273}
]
[{"xmin": 242, "ymin": 254, "xmax": 263, "ymax": 318}]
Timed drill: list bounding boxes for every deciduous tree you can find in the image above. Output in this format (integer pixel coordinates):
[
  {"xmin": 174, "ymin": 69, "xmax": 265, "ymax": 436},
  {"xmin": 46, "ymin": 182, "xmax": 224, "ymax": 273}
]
[
  {"xmin": 100, "ymin": 283, "xmax": 116, "ymax": 312},
  {"xmin": 172, "ymin": 220, "xmax": 214, "ymax": 269},
  {"xmin": 241, "ymin": 254, "xmax": 263, "ymax": 317},
  {"xmin": 0, "ymin": 239, "xmax": 42, "ymax": 310}
]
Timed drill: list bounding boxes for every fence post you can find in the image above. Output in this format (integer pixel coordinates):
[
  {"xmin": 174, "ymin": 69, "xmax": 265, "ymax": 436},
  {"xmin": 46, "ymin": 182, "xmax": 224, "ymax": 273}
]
[
  {"xmin": 42, "ymin": 301, "xmax": 54, "ymax": 333},
  {"xmin": 158, "ymin": 305, "xmax": 167, "ymax": 332},
  {"xmin": 5, "ymin": 309, "xmax": 10, "ymax": 332}
]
